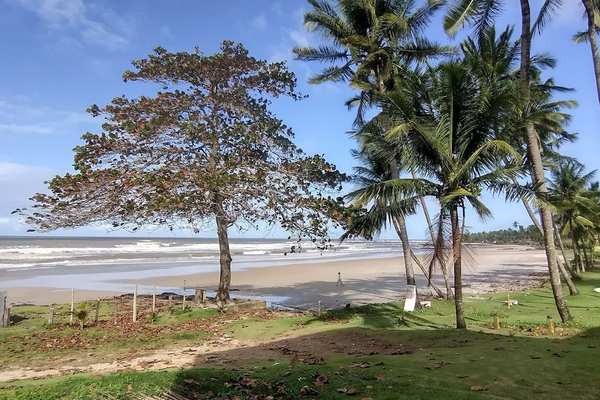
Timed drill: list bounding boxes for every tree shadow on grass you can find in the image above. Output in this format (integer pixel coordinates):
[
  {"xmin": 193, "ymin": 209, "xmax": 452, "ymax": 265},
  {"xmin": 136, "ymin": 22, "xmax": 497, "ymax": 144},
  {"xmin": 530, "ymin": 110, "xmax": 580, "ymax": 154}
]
[{"xmin": 151, "ymin": 324, "xmax": 600, "ymax": 400}]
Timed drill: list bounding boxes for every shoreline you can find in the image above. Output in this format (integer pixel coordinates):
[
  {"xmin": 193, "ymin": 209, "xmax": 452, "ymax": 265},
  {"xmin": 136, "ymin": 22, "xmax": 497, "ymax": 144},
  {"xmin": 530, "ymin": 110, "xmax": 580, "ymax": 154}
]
[{"xmin": 2, "ymin": 244, "xmax": 549, "ymax": 308}]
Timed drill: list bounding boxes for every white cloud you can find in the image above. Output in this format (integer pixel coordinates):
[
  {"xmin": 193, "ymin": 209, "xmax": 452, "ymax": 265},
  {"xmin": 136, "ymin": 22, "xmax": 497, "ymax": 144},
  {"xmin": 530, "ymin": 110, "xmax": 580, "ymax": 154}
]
[
  {"xmin": 251, "ymin": 14, "xmax": 267, "ymax": 30},
  {"xmin": 289, "ymin": 29, "xmax": 310, "ymax": 48},
  {"xmin": 0, "ymin": 162, "xmax": 55, "ymax": 233},
  {"xmin": 0, "ymin": 97, "xmax": 93, "ymax": 136},
  {"xmin": 13, "ymin": 0, "xmax": 129, "ymax": 50}
]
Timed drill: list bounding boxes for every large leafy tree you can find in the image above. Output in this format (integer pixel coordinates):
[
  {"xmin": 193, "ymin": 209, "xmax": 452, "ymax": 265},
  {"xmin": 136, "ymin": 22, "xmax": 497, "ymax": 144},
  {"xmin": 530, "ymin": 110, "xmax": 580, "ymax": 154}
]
[
  {"xmin": 23, "ymin": 42, "xmax": 347, "ymax": 302},
  {"xmin": 443, "ymin": 0, "xmax": 573, "ymax": 322}
]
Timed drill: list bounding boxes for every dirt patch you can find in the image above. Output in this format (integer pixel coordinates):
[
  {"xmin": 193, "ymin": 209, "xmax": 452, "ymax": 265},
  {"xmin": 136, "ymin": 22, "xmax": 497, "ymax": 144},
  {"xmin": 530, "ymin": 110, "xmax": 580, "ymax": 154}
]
[{"xmin": 0, "ymin": 327, "xmax": 413, "ymax": 383}]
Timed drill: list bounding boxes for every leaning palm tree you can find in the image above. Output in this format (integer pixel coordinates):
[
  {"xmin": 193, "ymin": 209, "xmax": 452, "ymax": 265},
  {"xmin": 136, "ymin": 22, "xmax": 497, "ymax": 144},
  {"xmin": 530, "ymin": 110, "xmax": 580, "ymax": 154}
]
[{"xmin": 443, "ymin": 0, "xmax": 573, "ymax": 323}]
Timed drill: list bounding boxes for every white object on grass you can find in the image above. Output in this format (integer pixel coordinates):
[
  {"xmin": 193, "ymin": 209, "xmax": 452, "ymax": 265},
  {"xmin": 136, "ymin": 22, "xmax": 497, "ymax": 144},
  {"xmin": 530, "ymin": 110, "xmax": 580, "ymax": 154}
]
[
  {"xmin": 419, "ymin": 301, "xmax": 432, "ymax": 308},
  {"xmin": 593, "ymin": 288, "xmax": 600, "ymax": 293},
  {"xmin": 403, "ymin": 285, "xmax": 416, "ymax": 312}
]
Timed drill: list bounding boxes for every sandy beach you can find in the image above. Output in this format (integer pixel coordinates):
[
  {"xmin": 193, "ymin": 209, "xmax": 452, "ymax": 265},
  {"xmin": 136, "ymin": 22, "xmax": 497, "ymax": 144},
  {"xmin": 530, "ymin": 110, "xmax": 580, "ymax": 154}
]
[{"xmin": 2, "ymin": 244, "xmax": 549, "ymax": 308}]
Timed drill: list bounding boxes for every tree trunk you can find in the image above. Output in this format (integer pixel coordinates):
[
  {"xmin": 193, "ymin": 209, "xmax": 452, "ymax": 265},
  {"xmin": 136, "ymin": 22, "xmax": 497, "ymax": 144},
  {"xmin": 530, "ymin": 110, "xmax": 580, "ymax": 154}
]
[
  {"xmin": 521, "ymin": 196, "xmax": 543, "ymax": 233},
  {"xmin": 581, "ymin": 237, "xmax": 591, "ymax": 271},
  {"xmin": 554, "ymin": 220, "xmax": 576, "ymax": 274},
  {"xmin": 570, "ymin": 219, "xmax": 583, "ymax": 274},
  {"xmin": 410, "ymin": 249, "xmax": 445, "ymax": 297},
  {"xmin": 519, "ymin": 174, "xmax": 578, "ymax": 293},
  {"xmin": 432, "ymin": 212, "xmax": 453, "ymax": 299},
  {"xmin": 392, "ymin": 215, "xmax": 416, "ymax": 286},
  {"xmin": 551, "ymin": 221, "xmax": 579, "ymax": 294},
  {"xmin": 520, "ymin": 0, "xmax": 572, "ymax": 323},
  {"xmin": 216, "ymin": 214, "xmax": 232, "ymax": 303},
  {"xmin": 450, "ymin": 206, "xmax": 466, "ymax": 329},
  {"xmin": 582, "ymin": 0, "xmax": 600, "ymax": 105},
  {"xmin": 415, "ymin": 170, "xmax": 451, "ymax": 291}
]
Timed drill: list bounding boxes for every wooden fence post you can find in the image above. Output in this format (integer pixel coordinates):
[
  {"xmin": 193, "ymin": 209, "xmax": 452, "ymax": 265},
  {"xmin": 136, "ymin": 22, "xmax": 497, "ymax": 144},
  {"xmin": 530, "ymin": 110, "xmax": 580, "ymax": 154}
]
[
  {"xmin": 152, "ymin": 287, "xmax": 156, "ymax": 314},
  {"xmin": 94, "ymin": 298, "xmax": 100, "ymax": 325},
  {"xmin": 69, "ymin": 288, "xmax": 75, "ymax": 326},
  {"xmin": 133, "ymin": 285, "xmax": 138, "ymax": 323},
  {"xmin": 194, "ymin": 289, "xmax": 205, "ymax": 305},
  {"xmin": 0, "ymin": 291, "xmax": 8, "ymax": 328},
  {"xmin": 113, "ymin": 297, "xmax": 118, "ymax": 325},
  {"xmin": 48, "ymin": 305, "xmax": 54, "ymax": 325}
]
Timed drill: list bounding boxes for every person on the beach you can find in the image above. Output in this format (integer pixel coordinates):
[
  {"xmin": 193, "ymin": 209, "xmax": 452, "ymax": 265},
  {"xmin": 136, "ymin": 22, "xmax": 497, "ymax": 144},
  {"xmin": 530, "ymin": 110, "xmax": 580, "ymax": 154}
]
[{"xmin": 336, "ymin": 271, "xmax": 344, "ymax": 287}]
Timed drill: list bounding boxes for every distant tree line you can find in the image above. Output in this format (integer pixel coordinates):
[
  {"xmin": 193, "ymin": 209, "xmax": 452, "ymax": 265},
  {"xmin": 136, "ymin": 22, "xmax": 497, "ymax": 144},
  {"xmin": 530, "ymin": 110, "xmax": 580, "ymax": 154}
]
[{"xmin": 463, "ymin": 223, "xmax": 543, "ymax": 245}]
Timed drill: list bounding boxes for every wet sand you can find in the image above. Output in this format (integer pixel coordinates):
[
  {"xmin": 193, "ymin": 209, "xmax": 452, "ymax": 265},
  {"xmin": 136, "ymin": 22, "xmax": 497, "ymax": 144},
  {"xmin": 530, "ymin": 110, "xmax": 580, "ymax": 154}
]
[{"xmin": 3, "ymin": 244, "xmax": 549, "ymax": 308}]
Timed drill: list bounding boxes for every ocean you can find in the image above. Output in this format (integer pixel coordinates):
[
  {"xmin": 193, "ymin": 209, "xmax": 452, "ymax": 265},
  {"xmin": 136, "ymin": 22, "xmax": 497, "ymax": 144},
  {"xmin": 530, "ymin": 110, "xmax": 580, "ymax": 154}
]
[{"xmin": 0, "ymin": 236, "xmax": 418, "ymax": 295}]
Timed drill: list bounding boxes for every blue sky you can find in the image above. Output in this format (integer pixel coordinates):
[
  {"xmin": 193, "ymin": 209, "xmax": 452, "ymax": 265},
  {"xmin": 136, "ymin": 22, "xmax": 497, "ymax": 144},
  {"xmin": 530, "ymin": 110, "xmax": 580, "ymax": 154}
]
[{"xmin": 0, "ymin": 0, "xmax": 598, "ymax": 239}]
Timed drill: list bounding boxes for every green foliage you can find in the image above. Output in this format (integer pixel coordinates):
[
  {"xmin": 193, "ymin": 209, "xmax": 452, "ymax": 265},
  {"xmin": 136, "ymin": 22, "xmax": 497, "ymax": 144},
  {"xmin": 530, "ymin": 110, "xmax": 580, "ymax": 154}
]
[
  {"xmin": 463, "ymin": 224, "xmax": 542, "ymax": 244},
  {"xmin": 4, "ymin": 274, "xmax": 600, "ymax": 399}
]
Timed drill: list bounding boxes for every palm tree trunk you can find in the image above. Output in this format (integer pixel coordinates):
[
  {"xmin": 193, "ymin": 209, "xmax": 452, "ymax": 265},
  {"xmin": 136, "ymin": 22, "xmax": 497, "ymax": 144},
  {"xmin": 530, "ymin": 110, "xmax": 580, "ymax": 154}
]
[
  {"xmin": 389, "ymin": 163, "xmax": 417, "ymax": 286},
  {"xmin": 581, "ymin": 237, "xmax": 590, "ymax": 272},
  {"xmin": 414, "ymin": 171, "xmax": 452, "ymax": 291},
  {"xmin": 582, "ymin": 0, "xmax": 600, "ymax": 105},
  {"xmin": 450, "ymin": 205, "xmax": 466, "ymax": 329},
  {"xmin": 432, "ymin": 212, "xmax": 453, "ymax": 299},
  {"xmin": 392, "ymin": 215, "xmax": 416, "ymax": 286},
  {"xmin": 410, "ymin": 249, "xmax": 445, "ymax": 297},
  {"xmin": 523, "ymin": 200, "xmax": 578, "ymax": 294},
  {"xmin": 521, "ymin": 196, "xmax": 543, "ymax": 233},
  {"xmin": 570, "ymin": 219, "xmax": 583, "ymax": 274},
  {"xmin": 216, "ymin": 213, "xmax": 232, "ymax": 303},
  {"xmin": 520, "ymin": 0, "xmax": 572, "ymax": 323}
]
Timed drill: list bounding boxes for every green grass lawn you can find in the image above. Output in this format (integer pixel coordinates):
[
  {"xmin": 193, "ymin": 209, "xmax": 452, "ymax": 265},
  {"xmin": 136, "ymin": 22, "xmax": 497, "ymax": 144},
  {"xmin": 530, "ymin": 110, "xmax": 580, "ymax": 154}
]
[{"xmin": 3, "ymin": 273, "xmax": 600, "ymax": 399}]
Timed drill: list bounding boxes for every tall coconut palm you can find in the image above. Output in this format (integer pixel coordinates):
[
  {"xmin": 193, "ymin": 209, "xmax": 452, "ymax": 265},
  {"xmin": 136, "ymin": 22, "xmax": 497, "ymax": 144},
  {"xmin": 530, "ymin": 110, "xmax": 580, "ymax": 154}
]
[
  {"xmin": 577, "ymin": 0, "xmax": 600, "ymax": 105},
  {"xmin": 295, "ymin": 0, "xmax": 452, "ymax": 288},
  {"xmin": 294, "ymin": 0, "xmax": 448, "ymax": 92},
  {"xmin": 345, "ymin": 118, "xmax": 418, "ymax": 287},
  {"xmin": 370, "ymin": 61, "xmax": 523, "ymax": 328},
  {"xmin": 549, "ymin": 161, "xmax": 599, "ymax": 273},
  {"xmin": 344, "ymin": 115, "xmax": 447, "ymax": 297},
  {"xmin": 443, "ymin": 0, "xmax": 573, "ymax": 323}
]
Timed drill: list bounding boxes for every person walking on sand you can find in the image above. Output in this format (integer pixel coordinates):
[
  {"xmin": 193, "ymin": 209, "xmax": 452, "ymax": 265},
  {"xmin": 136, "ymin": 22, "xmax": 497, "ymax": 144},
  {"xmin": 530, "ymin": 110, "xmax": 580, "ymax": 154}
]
[{"xmin": 336, "ymin": 271, "xmax": 344, "ymax": 287}]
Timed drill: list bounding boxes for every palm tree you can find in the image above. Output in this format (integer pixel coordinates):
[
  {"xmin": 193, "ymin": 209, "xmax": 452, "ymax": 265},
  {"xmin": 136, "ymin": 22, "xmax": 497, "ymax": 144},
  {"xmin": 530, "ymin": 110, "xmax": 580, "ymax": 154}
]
[
  {"xmin": 577, "ymin": 0, "xmax": 600, "ymax": 105},
  {"xmin": 344, "ymin": 116, "xmax": 447, "ymax": 297},
  {"xmin": 294, "ymin": 0, "xmax": 448, "ymax": 93},
  {"xmin": 376, "ymin": 61, "xmax": 522, "ymax": 328},
  {"xmin": 549, "ymin": 161, "xmax": 599, "ymax": 273},
  {"xmin": 295, "ymin": 0, "xmax": 453, "ymax": 288},
  {"xmin": 345, "ymin": 119, "xmax": 417, "ymax": 287},
  {"xmin": 443, "ymin": 0, "xmax": 573, "ymax": 323}
]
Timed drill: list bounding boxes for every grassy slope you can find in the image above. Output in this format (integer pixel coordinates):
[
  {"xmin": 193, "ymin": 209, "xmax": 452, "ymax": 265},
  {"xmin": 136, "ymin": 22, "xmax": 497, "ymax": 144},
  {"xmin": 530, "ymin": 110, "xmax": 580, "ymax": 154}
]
[{"xmin": 2, "ymin": 272, "xmax": 600, "ymax": 399}]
